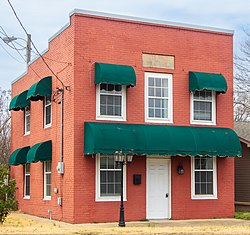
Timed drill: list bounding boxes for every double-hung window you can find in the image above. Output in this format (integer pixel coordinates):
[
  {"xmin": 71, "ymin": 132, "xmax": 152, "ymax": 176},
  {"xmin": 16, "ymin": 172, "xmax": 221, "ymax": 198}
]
[
  {"xmin": 44, "ymin": 161, "xmax": 52, "ymax": 200},
  {"xmin": 24, "ymin": 107, "xmax": 30, "ymax": 135},
  {"xmin": 96, "ymin": 84, "xmax": 126, "ymax": 121},
  {"xmin": 191, "ymin": 90, "xmax": 216, "ymax": 125},
  {"xmin": 44, "ymin": 95, "xmax": 52, "ymax": 128},
  {"xmin": 145, "ymin": 72, "xmax": 173, "ymax": 123},
  {"xmin": 24, "ymin": 164, "xmax": 30, "ymax": 198},
  {"xmin": 192, "ymin": 156, "xmax": 217, "ymax": 199},
  {"xmin": 96, "ymin": 155, "xmax": 126, "ymax": 201}
]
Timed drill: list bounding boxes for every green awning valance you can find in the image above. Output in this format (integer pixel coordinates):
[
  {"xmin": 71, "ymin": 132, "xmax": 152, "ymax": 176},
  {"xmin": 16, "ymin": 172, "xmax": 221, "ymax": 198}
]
[
  {"xmin": 9, "ymin": 90, "xmax": 30, "ymax": 111},
  {"xmin": 27, "ymin": 140, "xmax": 52, "ymax": 163},
  {"xmin": 189, "ymin": 71, "xmax": 228, "ymax": 93},
  {"xmin": 27, "ymin": 76, "xmax": 52, "ymax": 101},
  {"xmin": 95, "ymin": 63, "xmax": 136, "ymax": 86},
  {"xmin": 84, "ymin": 122, "xmax": 241, "ymax": 157},
  {"xmin": 9, "ymin": 146, "xmax": 30, "ymax": 166}
]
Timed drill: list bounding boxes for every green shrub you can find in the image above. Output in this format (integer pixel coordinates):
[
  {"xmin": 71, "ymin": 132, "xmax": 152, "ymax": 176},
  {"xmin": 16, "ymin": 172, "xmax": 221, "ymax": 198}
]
[{"xmin": 0, "ymin": 163, "xmax": 18, "ymax": 224}]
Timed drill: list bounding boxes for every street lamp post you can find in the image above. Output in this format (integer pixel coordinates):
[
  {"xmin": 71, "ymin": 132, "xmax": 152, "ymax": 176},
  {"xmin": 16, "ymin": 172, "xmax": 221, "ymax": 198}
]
[
  {"xmin": 114, "ymin": 151, "xmax": 133, "ymax": 227},
  {"xmin": 2, "ymin": 34, "xmax": 31, "ymax": 64}
]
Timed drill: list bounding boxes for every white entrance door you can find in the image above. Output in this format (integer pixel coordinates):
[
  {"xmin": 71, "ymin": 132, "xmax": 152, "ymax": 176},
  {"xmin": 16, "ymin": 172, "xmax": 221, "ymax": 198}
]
[{"xmin": 146, "ymin": 158, "xmax": 170, "ymax": 219}]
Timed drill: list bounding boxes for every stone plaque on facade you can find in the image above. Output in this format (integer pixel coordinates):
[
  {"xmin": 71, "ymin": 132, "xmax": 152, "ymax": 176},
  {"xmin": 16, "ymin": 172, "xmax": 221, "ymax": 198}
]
[{"xmin": 142, "ymin": 53, "xmax": 174, "ymax": 69}]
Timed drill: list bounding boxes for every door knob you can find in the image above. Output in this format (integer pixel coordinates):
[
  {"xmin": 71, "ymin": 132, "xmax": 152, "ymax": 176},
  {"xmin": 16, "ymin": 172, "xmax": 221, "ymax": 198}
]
[{"xmin": 166, "ymin": 193, "xmax": 169, "ymax": 198}]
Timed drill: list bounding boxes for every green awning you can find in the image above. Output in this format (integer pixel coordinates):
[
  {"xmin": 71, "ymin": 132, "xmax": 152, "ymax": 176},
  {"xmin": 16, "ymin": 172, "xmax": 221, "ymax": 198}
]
[
  {"xmin": 9, "ymin": 90, "xmax": 30, "ymax": 111},
  {"xmin": 189, "ymin": 71, "xmax": 228, "ymax": 93},
  {"xmin": 27, "ymin": 140, "xmax": 52, "ymax": 163},
  {"xmin": 95, "ymin": 63, "xmax": 136, "ymax": 86},
  {"xmin": 84, "ymin": 122, "xmax": 241, "ymax": 157},
  {"xmin": 9, "ymin": 146, "xmax": 30, "ymax": 166},
  {"xmin": 27, "ymin": 76, "xmax": 52, "ymax": 101}
]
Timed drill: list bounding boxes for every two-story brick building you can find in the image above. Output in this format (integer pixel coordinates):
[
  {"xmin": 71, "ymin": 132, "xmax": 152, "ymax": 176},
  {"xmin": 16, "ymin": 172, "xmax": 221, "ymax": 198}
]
[{"xmin": 9, "ymin": 9, "xmax": 241, "ymax": 224}]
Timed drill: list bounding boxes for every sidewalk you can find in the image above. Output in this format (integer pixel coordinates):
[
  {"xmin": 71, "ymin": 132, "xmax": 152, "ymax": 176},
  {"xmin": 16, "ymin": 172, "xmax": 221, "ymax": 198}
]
[{"xmin": 1, "ymin": 212, "xmax": 250, "ymax": 234}]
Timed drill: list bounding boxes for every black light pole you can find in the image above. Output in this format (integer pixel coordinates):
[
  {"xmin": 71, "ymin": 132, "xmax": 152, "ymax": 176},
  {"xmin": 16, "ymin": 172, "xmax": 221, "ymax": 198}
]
[
  {"xmin": 119, "ymin": 160, "xmax": 125, "ymax": 227},
  {"xmin": 114, "ymin": 151, "xmax": 133, "ymax": 227}
]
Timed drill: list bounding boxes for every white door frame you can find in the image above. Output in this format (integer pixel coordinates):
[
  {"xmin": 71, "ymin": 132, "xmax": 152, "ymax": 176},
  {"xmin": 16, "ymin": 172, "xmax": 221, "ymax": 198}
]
[{"xmin": 146, "ymin": 156, "xmax": 171, "ymax": 219}]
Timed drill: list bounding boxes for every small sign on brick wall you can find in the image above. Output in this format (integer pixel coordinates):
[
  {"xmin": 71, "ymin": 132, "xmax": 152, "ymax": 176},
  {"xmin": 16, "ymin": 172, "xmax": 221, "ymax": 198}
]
[{"xmin": 142, "ymin": 53, "xmax": 174, "ymax": 70}]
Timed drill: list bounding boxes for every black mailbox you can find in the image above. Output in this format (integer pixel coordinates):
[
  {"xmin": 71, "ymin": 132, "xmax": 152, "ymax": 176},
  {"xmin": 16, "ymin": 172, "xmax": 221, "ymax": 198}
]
[{"xmin": 133, "ymin": 174, "xmax": 141, "ymax": 185}]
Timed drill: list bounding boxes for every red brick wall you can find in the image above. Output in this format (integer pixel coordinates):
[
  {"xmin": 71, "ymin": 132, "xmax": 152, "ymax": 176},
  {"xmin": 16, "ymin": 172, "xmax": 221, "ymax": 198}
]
[{"xmin": 10, "ymin": 12, "xmax": 234, "ymax": 223}]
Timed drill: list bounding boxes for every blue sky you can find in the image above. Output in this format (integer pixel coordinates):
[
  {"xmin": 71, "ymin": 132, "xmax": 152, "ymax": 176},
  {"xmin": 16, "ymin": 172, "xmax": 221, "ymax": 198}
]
[{"xmin": 0, "ymin": 0, "xmax": 250, "ymax": 90}]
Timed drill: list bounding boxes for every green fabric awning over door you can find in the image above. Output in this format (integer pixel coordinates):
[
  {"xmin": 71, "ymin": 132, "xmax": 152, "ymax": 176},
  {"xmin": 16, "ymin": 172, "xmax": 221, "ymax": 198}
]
[
  {"xmin": 27, "ymin": 140, "xmax": 52, "ymax": 163},
  {"xmin": 27, "ymin": 76, "xmax": 52, "ymax": 101},
  {"xmin": 189, "ymin": 71, "xmax": 228, "ymax": 93},
  {"xmin": 9, "ymin": 146, "xmax": 30, "ymax": 165},
  {"xmin": 95, "ymin": 62, "xmax": 136, "ymax": 86},
  {"xmin": 84, "ymin": 122, "xmax": 241, "ymax": 157},
  {"xmin": 9, "ymin": 90, "xmax": 30, "ymax": 111}
]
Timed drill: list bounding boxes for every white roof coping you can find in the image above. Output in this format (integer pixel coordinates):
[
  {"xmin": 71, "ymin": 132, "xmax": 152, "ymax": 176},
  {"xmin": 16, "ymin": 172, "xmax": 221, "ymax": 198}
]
[{"xmin": 70, "ymin": 9, "xmax": 234, "ymax": 35}]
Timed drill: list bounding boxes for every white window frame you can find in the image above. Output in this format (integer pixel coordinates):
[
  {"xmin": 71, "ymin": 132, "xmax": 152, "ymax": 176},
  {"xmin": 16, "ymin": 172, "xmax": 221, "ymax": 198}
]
[
  {"xmin": 96, "ymin": 84, "xmax": 126, "ymax": 121},
  {"xmin": 145, "ymin": 72, "xmax": 173, "ymax": 123},
  {"xmin": 24, "ymin": 106, "xmax": 30, "ymax": 135},
  {"xmin": 190, "ymin": 90, "xmax": 216, "ymax": 125},
  {"xmin": 24, "ymin": 164, "xmax": 30, "ymax": 199},
  {"xmin": 44, "ymin": 95, "xmax": 52, "ymax": 128},
  {"xmin": 44, "ymin": 161, "xmax": 52, "ymax": 200},
  {"xmin": 96, "ymin": 154, "xmax": 126, "ymax": 202},
  {"xmin": 191, "ymin": 157, "xmax": 217, "ymax": 200}
]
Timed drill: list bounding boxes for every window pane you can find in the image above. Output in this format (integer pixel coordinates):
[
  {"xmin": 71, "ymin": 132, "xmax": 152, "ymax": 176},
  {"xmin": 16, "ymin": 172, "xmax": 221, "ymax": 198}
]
[
  {"xmin": 195, "ymin": 171, "xmax": 200, "ymax": 182},
  {"xmin": 149, "ymin": 108, "xmax": 154, "ymax": 118},
  {"xmin": 207, "ymin": 172, "xmax": 213, "ymax": 182},
  {"xmin": 108, "ymin": 84, "xmax": 114, "ymax": 92},
  {"xmin": 200, "ymin": 158, "xmax": 207, "ymax": 169},
  {"xmin": 207, "ymin": 183, "xmax": 213, "ymax": 194},
  {"xmin": 155, "ymin": 99, "xmax": 161, "ymax": 108},
  {"xmin": 195, "ymin": 158, "xmax": 200, "ymax": 170},
  {"xmin": 149, "ymin": 77, "xmax": 154, "ymax": 86},
  {"xmin": 100, "ymin": 171, "xmax": 106, "ymax": 183},
  {"xmin": 155, "ymin": 78, "xmax": 161, "ymax": 87},
  {"xmin": 26, "ymin": 175, "xmax": 30, "ymax": 196},
  {"xmin": 100, "ymin": 83, "xmax": 107, "ymax": 91},
  {"xmin": 201, "ymin": 183, "xmax": 206, "ymax": 194},
  {"xmin": 206, "ymin": 158, "xmax": 213, "ymax": 169},
  {"xmin": 149, "ymin": 98, "xmax": 154, "ymax": 107},
  {"xmin": 107, "ymin": 96, "xmax": 114, "ymax": 105},
  {"xmin": 195, "ymin": 182, "xmax": 200, "ymax": 195},
  {"xmin": 100, "ymin": 157, "xmax": 107, "ymax": 169},
  {"xmin": 155, "ymin": 88, "xmax": 161, "ymax": 97},
  {"xmin": 100, "ymin": 95, "xmax": 106, "ymax": 105},
  {"xmin": 162, "ymin": 79, "xmax": 168, "ymax": 88},
  {"xmin": 100, "ymin": 105, "xmax": 106, "ymax": 115},
  {"xmin": 26, "ymin": 164, "xmax": 30, "ymax": 173},
  {"xmin": 162, "ymin": 109, "xmax": 168, "ymax": 118},
  {"xmin": 155, "ymin": 109, "xmax": 161, "ymax": 118},
  {"xmin": 46, "ymin": 106, "xmax": 51, "ymax": 125},
  {"xmin": 45, "ymin": 161, "xmax": 51, "ymax": 172},
  {"xmin": 46, "ymin": 185, "xmax": 51, "ymax": 197},
  {"xmin": 148, "ymin": 87, "xmax": 154, "ymax": 96},
  {"xmin": 107, "ymin": 157, "xmax": 115, "ymax": 169},
  {"xmin": 115, "ymin": 85, "xmax": 122, "ymax": 92},
  {"xmin": 100, "ymin": 184, "xmax": 106, "ymax": 195},
  {"xmin": 162, "ymin": 88, "xmax": 168, "ymax": 97},
  {"xmin": 46, "ymin": 174, "xmax": 51, "ymax": 185}
]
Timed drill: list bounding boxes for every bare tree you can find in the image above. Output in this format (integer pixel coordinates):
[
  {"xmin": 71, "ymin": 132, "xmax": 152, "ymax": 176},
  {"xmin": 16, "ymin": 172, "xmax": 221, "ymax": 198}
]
[
  {"xmin": 234, "ymin": 29, "xmax": 250, "ymax": 121},
  {"xmin": 0, "ymin": 88, "xmax": 11, "ymax": 165}
]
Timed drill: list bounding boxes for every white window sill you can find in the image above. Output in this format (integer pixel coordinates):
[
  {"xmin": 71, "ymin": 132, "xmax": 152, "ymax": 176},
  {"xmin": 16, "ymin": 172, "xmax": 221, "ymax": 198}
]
[
  {"xmin": 24, "ymin": 132, "xmax": 30, "ymax": 136},
  {"xmin": 43, "ymin": 197, "xmax": 51, "ymax": 201},
  {"xmin": 191, "ymin": 120, "xmax": 216, "ymax": 126},
  {"xmin": 192, "ymin": 195, "xmax": 218, "ymax": 200},
  {"xmin": 96, "ymin": 197, "xmax": 127, "ymax": 202},
  {"xmin": 145, "ymin": 118, "xmax": 173, "ymax": 124},
  {"xmin": 96, "ymin": 116, "xmax": 126, "ymax": 122},
  {"xmin": 44, "ymin": 124, "xmax": 52, "ymax": 129},
  {"xmin": 23, "ymin": 196, "xmax": 30, "ymax": 200}
]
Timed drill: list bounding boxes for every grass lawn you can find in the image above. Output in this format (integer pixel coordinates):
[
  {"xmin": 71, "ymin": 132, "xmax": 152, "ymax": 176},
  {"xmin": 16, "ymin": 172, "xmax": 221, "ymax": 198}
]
[{"xmin": 235, "ymin": 212, "xmax": 250, "ymax": 220}]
